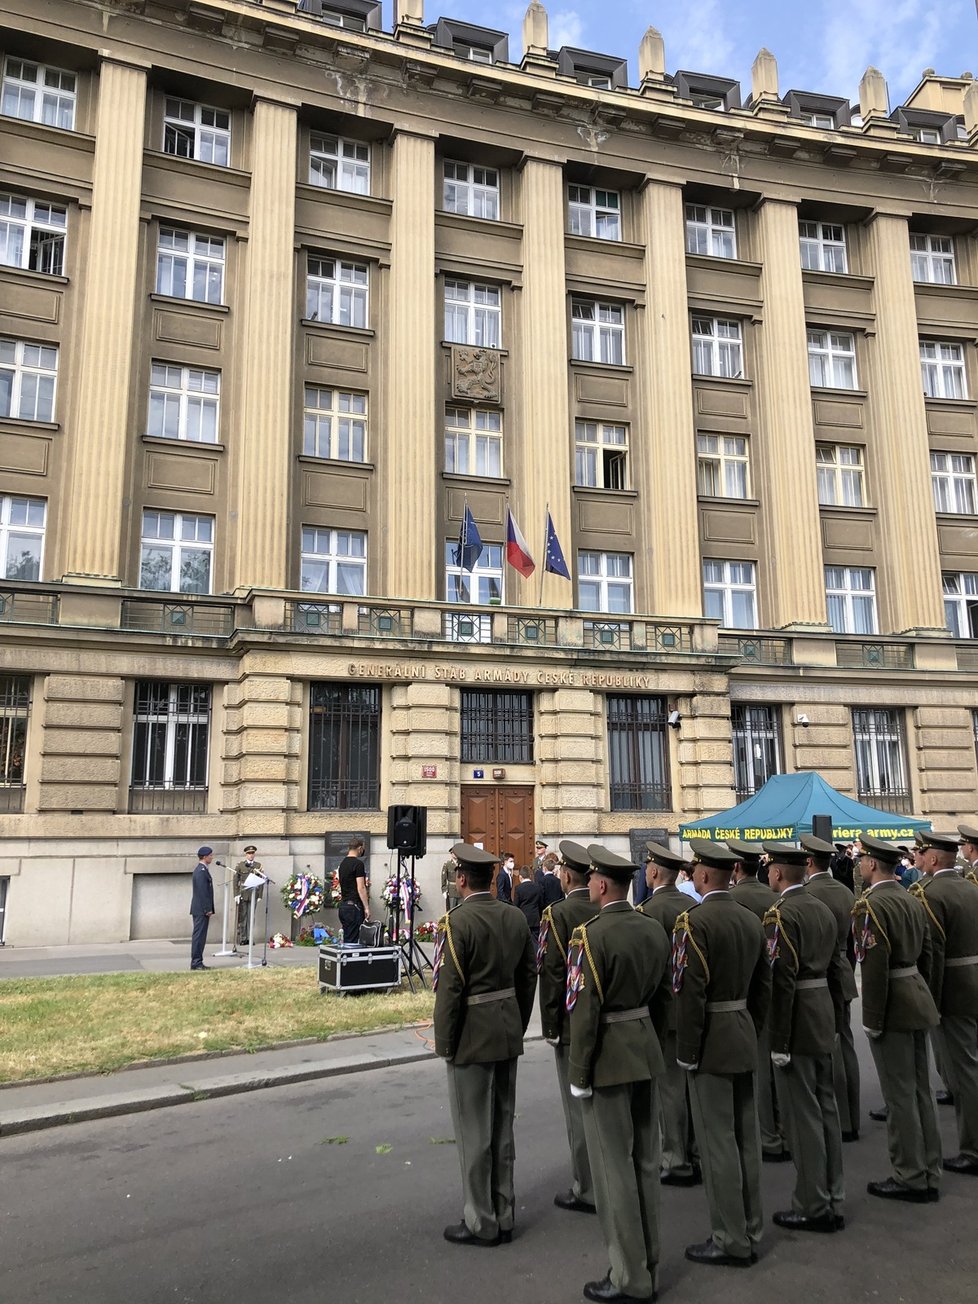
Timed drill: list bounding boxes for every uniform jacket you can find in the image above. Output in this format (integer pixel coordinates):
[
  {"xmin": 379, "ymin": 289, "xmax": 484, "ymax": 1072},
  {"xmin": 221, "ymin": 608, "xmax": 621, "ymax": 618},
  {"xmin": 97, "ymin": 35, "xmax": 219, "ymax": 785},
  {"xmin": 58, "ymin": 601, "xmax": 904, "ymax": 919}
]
[
  {"xmin": 538, "ymin": 889, "xmax": 598, "ymax": 1043},
  {"xmin": 541, "ymin": 873, "xmax": 564, "ymax": 907},
  {"xmin": 852, "ymin": 880, "xmax": 939, "ymax": 1034},
  {"xmin": 730, "ymin": 876, "xmax": 777, "ymax": 921},
  {"xmin": 433, "ymin": 894, "xmax": 536, "ymax": 1066},
  {"xmin": 638, "ymin": 884, "xmax": 689, "ymax": 1033},
  {"xmin": 568, "ymin": 902, "xmax": 671, "ymax": 1089},
  {"xmin": 804, "ymin": 870, "xmax": 858, "ymax": 1001},
  {"xmin": 673, "ymin": 892, "xmax": 771, "ymax": 1074},
  {"xmin": 190, "ymin": 862, "xmax": 214, "ymax": 917},
  {"xmin": 763, "ymin": 885, "xmax": 845, "ymax": 1056},
  {"xmin": 233, "ymin": 859, "xmax": 263, "ymax": 901},
  {"xmin": 911, "ymin": 870, "xmax": 978, "ymax": 1016},
  {"xmin": 495, "ymin": 866, "xmax": 513, "ymax": 904}
]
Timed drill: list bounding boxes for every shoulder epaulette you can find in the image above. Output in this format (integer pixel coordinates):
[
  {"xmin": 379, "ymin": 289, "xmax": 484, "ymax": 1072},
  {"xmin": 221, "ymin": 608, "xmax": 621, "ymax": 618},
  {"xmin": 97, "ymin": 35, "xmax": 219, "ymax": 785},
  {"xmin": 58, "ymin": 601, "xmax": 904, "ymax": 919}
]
[
  {"xmin": 433, "ymin": 910, "xmax": 462, "ymax": 991},
  {"xmin": 910, "ymin": 879, "xmax": 945, "ymax": 938},
  {"xmin": 762, "ymin": 902, "xmax": 797, "ymax": 968},
  {"xmin": 671, "ymin": 908, "xmax": 709, "ymax": 992}
]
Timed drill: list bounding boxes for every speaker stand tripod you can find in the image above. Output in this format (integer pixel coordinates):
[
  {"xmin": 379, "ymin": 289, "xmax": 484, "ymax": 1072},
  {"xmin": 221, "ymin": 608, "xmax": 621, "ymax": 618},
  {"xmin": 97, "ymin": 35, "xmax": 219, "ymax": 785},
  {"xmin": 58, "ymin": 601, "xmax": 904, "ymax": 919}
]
[{"xmin": 387, "ymin": 852, "xmax": 432, "ymax": 992}]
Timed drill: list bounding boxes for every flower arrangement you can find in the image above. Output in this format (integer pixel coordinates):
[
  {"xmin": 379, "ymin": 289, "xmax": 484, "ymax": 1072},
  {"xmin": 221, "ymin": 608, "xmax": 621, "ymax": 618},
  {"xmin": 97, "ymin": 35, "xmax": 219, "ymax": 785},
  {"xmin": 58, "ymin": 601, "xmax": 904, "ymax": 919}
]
[
  {"xmin": 414, "ymin": 920, "xmax": 437, "ymax": 942},
  {"xmin": 328, "ymin": 870, "xmax": 343, "ymax": 908},
  {"xmin": 298, "ymin": 925, "xmax": 339, "ymax": 947},
  {"xmin": 269, "ymin": 932, "xmax": 293, "ymax": 949},
  {"xmin": 281, "ymin": 869, "xmax": 325, "ymax": 919},
  {"xmin": 381, "ymin": 874, "xmax": 422, "ymax": 913}
]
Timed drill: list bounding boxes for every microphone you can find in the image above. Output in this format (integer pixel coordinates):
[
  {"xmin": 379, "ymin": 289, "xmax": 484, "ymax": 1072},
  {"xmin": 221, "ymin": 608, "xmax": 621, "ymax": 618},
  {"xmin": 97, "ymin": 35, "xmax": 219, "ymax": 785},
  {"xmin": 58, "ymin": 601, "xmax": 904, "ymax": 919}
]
[{"xmin": 214, "ymin": 860, "xmax": 226, "ymax": 868}]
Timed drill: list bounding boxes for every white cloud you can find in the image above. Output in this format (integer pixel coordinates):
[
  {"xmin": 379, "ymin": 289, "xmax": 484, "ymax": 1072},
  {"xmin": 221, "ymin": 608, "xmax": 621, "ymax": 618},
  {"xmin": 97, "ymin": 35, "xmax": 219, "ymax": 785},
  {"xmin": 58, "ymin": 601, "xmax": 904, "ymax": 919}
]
[
  {"xmin": 549, "ymin": 9, "xmax": 585, "ymax": 50},
  {"xmin": 652, "ymin": 2, "xmax": 737, "ymax": 74},
  {"xmin": 795, "ymin": 0, "xmax": 948, "ymax": 102}
]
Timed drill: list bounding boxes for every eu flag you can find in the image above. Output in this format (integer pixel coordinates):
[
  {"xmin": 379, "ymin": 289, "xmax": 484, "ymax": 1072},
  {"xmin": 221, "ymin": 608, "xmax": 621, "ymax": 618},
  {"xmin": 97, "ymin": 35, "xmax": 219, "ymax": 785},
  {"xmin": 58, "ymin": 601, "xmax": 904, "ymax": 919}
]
[
  {"xmin": 454, "ymin": 505, "xmax": 484, "ymax": 572},
  {"xmin": 544, "ymin": 512, "xmax": 570, "ymax": 579}
]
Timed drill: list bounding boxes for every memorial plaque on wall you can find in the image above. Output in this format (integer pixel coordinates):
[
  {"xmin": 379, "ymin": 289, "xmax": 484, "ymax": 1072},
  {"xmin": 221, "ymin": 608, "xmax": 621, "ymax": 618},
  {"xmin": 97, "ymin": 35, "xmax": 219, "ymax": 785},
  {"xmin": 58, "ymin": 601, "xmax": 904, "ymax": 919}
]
[
  {"xmin": 629, "ymin": 827, "xmax": 670, "ymax": 866},
  {"xmin": 324, "ymin": 832, "xmax": 371, "ymax": 878}
]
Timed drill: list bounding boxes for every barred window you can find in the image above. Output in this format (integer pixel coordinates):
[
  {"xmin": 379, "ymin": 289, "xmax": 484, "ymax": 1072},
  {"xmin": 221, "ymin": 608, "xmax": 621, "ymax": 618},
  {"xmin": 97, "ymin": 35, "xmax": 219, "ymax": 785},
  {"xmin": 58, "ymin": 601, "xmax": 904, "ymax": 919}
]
[
  {"xmin": 731, "ymin": 704, "xmax": 782, "ymax": 801},
  {"xmin": 308, "ymin": 683, "xmax": 380, "ymax": 810},
  {"xmin": 0, "ymin": 674, "xmax": 29, "ymax": 812},
  {"xmin": 852, "ymin": 708, "xmax": 910, "ymax": 814},
  {"xmin": 130, "ymin": 681, "xmax": 210, "ymax": 813},
  {"xmin": 460, "ymin": 690, "xmax": 533, "ymax": 764},
  {"xmin": 607, "ymin": 695, "xmax": 671, "ymax": 811}
]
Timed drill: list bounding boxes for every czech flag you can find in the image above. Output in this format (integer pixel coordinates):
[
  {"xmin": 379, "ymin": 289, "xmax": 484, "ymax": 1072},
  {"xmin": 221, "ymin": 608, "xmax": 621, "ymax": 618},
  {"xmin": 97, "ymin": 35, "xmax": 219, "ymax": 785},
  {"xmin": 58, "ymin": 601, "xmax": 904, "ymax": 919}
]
[{"xmin": 505, "ymin": 507, "xmax": 536, "ymax": 578}]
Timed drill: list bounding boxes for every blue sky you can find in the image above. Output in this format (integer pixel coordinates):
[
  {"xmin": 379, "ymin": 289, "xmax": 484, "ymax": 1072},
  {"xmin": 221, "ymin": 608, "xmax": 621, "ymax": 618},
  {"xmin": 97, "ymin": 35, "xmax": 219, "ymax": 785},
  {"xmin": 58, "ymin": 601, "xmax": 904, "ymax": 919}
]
[{"xmin": 386, "ymin": 2, "xmax": 977, "ymax": 109}]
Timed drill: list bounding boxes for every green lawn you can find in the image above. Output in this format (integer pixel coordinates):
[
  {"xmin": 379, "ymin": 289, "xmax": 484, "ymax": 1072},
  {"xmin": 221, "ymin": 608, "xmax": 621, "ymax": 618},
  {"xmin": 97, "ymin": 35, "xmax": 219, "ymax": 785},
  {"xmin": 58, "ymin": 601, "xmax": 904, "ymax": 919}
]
[{"xmin": 0, "ymin": 968, "xmax": 434, "ymax": 1083}]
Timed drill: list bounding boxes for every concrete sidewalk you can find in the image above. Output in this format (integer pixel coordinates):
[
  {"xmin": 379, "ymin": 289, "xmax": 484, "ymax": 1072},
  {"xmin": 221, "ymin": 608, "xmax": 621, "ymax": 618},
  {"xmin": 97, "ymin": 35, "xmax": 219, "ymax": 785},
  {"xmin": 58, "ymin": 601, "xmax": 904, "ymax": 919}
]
[{"xmin": 0, "ymin": 936, "xmax": 320, "ymax": 980}]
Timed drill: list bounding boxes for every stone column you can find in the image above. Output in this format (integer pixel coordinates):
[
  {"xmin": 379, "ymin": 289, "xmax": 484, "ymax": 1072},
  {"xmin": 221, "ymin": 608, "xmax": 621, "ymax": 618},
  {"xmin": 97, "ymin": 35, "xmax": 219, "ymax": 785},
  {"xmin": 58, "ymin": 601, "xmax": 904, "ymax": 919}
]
[
  {"xmin": 61, "ymin": 60, "xmax": 147, "ymax": 583},
  {"xmin": 382, "ymin": 131, "xmax": 436, "ymax": 600},
  {"xmin": 519, "ymin": 157, "xmax": 572, "ymax": 609},
  {"xmin": 537, "ymin": 688, "xmax": 603, "ymax": 831},
  {"xmin": 754, "ymin": 198, "xmax": 829, "ymax": 628},
  {"xmin": 233, "ymin": 96, "xmax": 298, "ymax": 592},
  {"xmin": 221, "ymin": 668, "xmax": 301, "ymax": 832},
  {"xmin": 637, "ymin": 180, "xmax": 701, "ymax": 616},
  {"xmin": 864, "ymin": 213, "xmax": 946, "ymax": 633}
]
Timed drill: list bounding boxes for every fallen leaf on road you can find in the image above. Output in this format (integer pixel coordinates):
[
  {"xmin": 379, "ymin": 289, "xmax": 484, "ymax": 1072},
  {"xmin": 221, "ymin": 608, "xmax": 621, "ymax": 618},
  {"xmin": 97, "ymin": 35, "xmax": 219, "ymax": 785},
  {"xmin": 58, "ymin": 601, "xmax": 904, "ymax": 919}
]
[
  {"xmin": 321, "ymin": 1136, "xmax": 349, "ymax": 1145},
  {"xmin": 429, "ymin": 1137, "xmax": 456, "ymax": 1145},
  {"xmin": 375, "ymin": 1143, "xmax": 393, "ymax": 1155}
]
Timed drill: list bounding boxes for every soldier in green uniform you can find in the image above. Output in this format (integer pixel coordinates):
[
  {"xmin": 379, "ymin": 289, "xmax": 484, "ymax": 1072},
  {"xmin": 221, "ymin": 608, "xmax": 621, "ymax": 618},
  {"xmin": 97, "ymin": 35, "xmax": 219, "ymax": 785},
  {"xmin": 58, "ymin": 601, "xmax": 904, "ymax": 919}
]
[
  {"xmin": 674, "ymin": 839, "xmax": 771, "ymax": 1268},
  {"xmin": 910, "ymin": 829, "xmax": 978, "ymax": 1176},
  {"xmin": 567, "ymin": 845, "xmax": 671, "ymax": 1304},
  {"xmin": 433, "ymin": 842, "xmax": 537, "ymax": 1246},
  {"xmin": 801, "ymin": 832, "xmax": 861, "ymax": 1141},
  {"xmin": 538, "ymin": 839, "xmax": 600, "ymax": 1214},
  {"xmin": 639, "ymin": 841, "xmax": 700, "ymax": 1186},
  {"xmin": 728, "ymin": 840, "xmax": 785, "ymax": 1163},
  {"xmin": 957, "ymin": 824, "xmax": 978, "ymax": 884},
  {"xmin": 761, "ymin": 842, "xmax": 847, "ymax": 1233},
  {"xmin": 853, "ymin": 834, "xmax": 942, "ymax": 1203}
]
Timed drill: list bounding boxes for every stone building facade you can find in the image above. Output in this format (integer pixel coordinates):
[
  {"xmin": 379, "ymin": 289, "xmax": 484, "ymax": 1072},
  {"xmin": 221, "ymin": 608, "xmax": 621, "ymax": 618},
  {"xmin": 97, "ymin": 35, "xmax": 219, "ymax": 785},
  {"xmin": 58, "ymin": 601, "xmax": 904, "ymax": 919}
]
[{"xmin": 1, "ymin": 0, "xmax": 977, "ymax": 944}]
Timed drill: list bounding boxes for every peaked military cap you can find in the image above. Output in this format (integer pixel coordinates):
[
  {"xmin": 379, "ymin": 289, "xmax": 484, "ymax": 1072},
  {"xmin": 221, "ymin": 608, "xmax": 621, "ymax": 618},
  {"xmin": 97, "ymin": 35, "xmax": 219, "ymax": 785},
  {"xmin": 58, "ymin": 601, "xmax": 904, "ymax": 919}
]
[
  {"xmin": 688, "ymin": 839, "xmax": 738, "ymax": 869},
  {"xmin": 762, "ymin": 841, "xmax": 809, "ymax": 867},
  {"xmin": 726, "ymin": 839, "xmax": 763, "ymax": 864},
  {"xmin": 916, "ymin": 830, "xmax": 960, "ymax": 855},
  {"xmin": 799, "ymin": 833, "xmax": 835, "ymax": 858},
  {"xmin": 957, "ymin": 823, "xmax": 978, "ymax": 846},
  {"xmin": 558, "ymin": 840, "xmax": 592, "ymax": 873},
  {"xmin": 243, "ymin": 844, "xmax": 257, "ymax": 853},
  {"xmin": 586, "ymin": 844, "xmax": 636, "ymax": 883},
  {"xmin": 646, "ymin": 842, "xmax": 687, "ymax": 871},
  {"xmin": 451, "ymin": 842, "xmax": 500, "ymax": 867},
  {"xmin": 858, "ymin": 834, "xmax": 902, "ymax": 865}
]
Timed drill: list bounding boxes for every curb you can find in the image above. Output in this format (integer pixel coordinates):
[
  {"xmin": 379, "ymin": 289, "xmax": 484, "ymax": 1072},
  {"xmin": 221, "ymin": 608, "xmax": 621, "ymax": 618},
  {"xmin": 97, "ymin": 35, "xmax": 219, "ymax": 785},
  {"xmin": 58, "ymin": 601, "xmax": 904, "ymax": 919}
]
[{"xmin": 0, "ymin": 1045, "xmax": 436, "ymax": 1138}]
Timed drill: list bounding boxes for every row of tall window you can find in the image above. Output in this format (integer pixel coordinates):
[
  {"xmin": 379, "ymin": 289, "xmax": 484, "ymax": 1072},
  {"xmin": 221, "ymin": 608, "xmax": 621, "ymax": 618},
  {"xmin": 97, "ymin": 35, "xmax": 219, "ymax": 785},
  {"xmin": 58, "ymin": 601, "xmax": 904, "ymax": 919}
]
[
  {"xmin": 2, "ymin": 491, "xmax": 977, "ymax": 636},
  {"xmin": 0, "ymin": 53, "xmax": 968, "ymax": 288},
  {"xmin": 1, "ymin": 675, "xmax": 954, "ymax": 818}
]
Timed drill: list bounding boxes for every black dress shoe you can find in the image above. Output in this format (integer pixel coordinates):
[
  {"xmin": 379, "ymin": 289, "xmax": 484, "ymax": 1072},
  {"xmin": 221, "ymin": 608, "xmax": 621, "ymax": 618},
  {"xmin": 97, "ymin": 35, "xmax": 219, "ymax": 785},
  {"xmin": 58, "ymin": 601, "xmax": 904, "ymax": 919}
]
[
  {"xmin": 660, "ymin": 1169, "xmax": 701, "ymax": 1187},
  {"xmin": 684, "ymin": 1239, "xmax": 754, "ymax": 1267},
  {"xmin": 866, "ymin": 1178, "xmax": 929, "ymax": 1204},
  {"xmin": 190, "ymin": 964, "xmax": 210, "ymax": 970},
  {"xmin": 762, "ymin": 1149, "xmax": 791, "ymax": 1163},
  {"xmin": 554, "ymin": 1190, "xmax": 598, "ymax": 1213},
  {"xmin": 943, "ymin": 1154, "xmax": 978, "ymax": 1175},
  {"xmin": 936, "ymin": 1089, "xmax": 955, "ymax": 1106},
  {"xmin": 582, "ymin": 1275, "xmax": 654, "ymax": 1303},
  {"xmin": 869, "ymin": 1106, "xmax": 889, "ymax": 1122},
  {"xmin": 926, "ymin": 1188, "xmax": 940, "ymax": 1202},
  {"xmin": 842, "ymin": 1130, "xmax": 859, "ymax": 1143},
  {"xmin": 772, "ymin": 1210, "xmax": 839, "ymax": 1233},
  {"xmin": 443, "ymin": 1222, "xmax": 501, "ymax": 1246}
]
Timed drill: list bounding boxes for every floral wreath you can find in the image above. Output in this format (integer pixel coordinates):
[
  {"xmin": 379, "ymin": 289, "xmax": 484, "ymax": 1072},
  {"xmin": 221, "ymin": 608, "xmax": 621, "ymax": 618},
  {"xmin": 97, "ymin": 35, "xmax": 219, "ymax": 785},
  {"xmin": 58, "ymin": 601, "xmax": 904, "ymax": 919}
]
[{"xmin": 281, "ymin": 871, "xmax": 325, "ymax": 919}]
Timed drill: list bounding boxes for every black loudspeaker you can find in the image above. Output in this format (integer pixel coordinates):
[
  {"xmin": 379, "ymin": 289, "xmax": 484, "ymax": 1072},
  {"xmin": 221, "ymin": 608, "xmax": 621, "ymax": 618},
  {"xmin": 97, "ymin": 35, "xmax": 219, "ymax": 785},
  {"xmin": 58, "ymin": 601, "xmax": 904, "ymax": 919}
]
[
  {"xmin": 812, "ymin": 814, "xmax": 833, "ymax": 844},
  {"xmin": 386, "ymin": 805, "xmax": 427, "ymax": 858}
]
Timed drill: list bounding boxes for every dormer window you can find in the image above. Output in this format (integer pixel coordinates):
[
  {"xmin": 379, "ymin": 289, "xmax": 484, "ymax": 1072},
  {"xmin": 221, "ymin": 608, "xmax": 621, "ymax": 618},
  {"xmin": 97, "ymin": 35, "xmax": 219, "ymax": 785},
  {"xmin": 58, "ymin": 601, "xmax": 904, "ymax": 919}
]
[
  {"xmin": 557, "ymin": 48, "xmax": 628, "ymax": 92},
  {"xmin": 801, "ymin": 111, "xmax": 834, "ymax": 129},
  {"xmin": 585, "ymin": 73, "xmax": 612, "ymax": 90},
  {"xmin": 890, "ymin": 107, "xmax": 957, "ymax": 145},
  {"xmin": 783, "ymin": 91, "xmax": 851, "ymax": 130},
  {"xmin": 673, "ymin": 72, "xmax": 741, "ymax": 112},
  {"xmin": 296, "ymin": 0, "xmax": 381, "ymax": 30},
  {"xmin": 430, "ymin": 19, "xmax": 509, "ymax": 66}
]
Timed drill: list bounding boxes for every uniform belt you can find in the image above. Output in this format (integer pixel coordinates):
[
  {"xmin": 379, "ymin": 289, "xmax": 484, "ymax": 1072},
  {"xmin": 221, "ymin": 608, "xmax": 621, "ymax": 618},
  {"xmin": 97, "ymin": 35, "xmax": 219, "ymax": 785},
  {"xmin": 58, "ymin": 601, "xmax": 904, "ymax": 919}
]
[
  {"xmin": 466, "ymin": 987, "xmax": 516, "ymax": 1006},
  {"xmin": 706, "ymin": 999, "xmax": 747, "ymax": 1013},
  {"xmin": 889, "ymin": 966, "xmax": 919, "ymax": 979},
  {"xmin": 945, "ymin": 956, "xmax": 978, "ymax": 968},
  {"xmin": 795, "ymin": 978, "xmax": 828, "ymax": 990},
  {"xmin": 600, "ymin": 1007, "xmax": 648, "ymax": 1025}
]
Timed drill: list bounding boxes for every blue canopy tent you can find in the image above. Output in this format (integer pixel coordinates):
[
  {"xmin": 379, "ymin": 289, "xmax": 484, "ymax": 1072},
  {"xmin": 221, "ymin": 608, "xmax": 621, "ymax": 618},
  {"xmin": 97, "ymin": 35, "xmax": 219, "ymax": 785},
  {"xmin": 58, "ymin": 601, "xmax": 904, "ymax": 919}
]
[{"xmin": 678, "ymin": 771, "xmax": 931, "ymax": 843}]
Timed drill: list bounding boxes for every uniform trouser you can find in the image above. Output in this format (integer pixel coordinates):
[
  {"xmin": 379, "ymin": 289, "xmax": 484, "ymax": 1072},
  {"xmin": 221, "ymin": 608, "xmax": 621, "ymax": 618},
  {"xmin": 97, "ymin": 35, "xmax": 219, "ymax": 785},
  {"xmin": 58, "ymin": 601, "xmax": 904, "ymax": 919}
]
[
  {"xmin": 756, "ymin": 1024, "xmax": 783, "ymax": 1153},
  {"xmin": 831, "ymin": 1002, "xmax": 861, "ymax": 1135},
  {"xmin": 870, "ymin": 1028, "xmax": 942, "ymax": 1190},
  {"xmin": 190, "ymin": 913, "xmax": 209, "ymax": 967},
  {"xmin": 553, "ymin": 1042, "xmax": 594, "ymax": 1203},
  {"xmin": 688, "ymin": 1070, "xmax": 763, "ymax": 1259},
  {"xmin": 581, "ymin": 1079, "xmax": 660, "ymax": 1300},
  {"xmin": 235, "ymin": 897, "xmax": 250, "ymax": 947},
  {"xmin": 935, "ymin": 1015, "xmax": 978, "ymax": 1160},
  {"xmin": 931, "ymin": 1029, "xmax": 952, "ymax": 1092},
  {"xmin": 658, "ymin": 1028, "xmax": 694, "ymax": 1176},
  {"xmin": 774, "ymin": 1052, "xmax": 845, "ymax": 1217},
  {"xmin": 446, "ymin": 1058, "xmax": 518, "ymax": 1239}
]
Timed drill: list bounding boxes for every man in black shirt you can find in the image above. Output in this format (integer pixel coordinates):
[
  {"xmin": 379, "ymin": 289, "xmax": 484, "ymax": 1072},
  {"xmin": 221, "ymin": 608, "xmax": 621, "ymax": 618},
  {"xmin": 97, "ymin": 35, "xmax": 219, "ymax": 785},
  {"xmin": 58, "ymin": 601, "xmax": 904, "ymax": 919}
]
[
  {"xmin": 515, "ymin": 867, "xmax": 544, "ymax": 940},
  {"xmin": 337, "ymin": 838, "xmax": 370, "ymax": 944}
]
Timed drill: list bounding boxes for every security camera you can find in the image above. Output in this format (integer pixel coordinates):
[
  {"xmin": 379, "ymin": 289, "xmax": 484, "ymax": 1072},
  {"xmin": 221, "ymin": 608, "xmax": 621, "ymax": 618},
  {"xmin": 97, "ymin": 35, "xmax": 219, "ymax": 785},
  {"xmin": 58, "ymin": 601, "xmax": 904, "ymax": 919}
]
[
  {"xmin": 667, "ymin": 709, "xmax": 681, "ymax": 729},
  {"xmin": 796, "ymin": 713, "xmax": 810, "ymax": 727}
]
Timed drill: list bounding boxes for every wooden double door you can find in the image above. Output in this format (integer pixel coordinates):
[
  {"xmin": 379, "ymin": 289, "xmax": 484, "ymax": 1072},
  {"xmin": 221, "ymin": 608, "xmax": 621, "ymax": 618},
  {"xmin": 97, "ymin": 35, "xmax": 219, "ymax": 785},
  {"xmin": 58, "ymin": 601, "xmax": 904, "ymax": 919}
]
[{"xmin": 460, "ymin": 785, "xmax": 535, "ymax": 870}]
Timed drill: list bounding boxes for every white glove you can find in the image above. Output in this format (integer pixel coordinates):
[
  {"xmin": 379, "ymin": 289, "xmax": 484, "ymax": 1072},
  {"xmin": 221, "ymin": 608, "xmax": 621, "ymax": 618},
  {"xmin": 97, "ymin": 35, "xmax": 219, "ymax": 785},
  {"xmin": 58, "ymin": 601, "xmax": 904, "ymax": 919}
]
[
  {"xmin": 570, "ymin": 1084, "xmax": 592, "ymax": 1099},
  {"xmin": 863, "ymin": 1027, "xmax": 883, "ymax": 1041},
  {"xmin": 677, "ymin": 1061, "xmax": 699, "ymax": 1071},
  {"xmin": 234, "ymin": 895, "xmax": 241, "ymax": 904},
  {"xmin": 545, "ymin": 1036, "xmax": 560, "ymax": 1047},
  {"xmin": 771, "ymin": 1052, "xmax": 791, "ymax": 1069}
]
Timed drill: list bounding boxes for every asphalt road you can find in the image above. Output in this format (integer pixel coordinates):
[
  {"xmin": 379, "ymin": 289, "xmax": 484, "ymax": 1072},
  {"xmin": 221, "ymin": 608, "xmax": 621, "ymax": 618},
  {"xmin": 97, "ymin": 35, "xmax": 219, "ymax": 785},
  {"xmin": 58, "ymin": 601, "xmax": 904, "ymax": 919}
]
[{"xmin": 1, "ymin": 1042, "xmax": 975, "ymax": 1304}]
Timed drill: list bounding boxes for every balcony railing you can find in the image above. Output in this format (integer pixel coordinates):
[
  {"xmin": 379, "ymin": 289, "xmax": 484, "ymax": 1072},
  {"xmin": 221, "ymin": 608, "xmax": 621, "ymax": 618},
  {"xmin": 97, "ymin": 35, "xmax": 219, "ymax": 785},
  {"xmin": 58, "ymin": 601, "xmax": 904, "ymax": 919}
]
[
  {"xmin": 506, "ymin": 615, "xmax": 558, "ymax": 646},
  {"xmin": 645, "ymin": 622, "xmax": 694, "ymax": 653},
  {"xmin": 0, "ymin": 785, "xmax": 25, "ymax": 813},
  {"xmin": 0, "ymin": 589, "xmax": 59, "ymax": 625},
  {"xmin": 287, "ymin": 601, "xmax": 342, "ymax": 634},
  {"xmin": 443, "ymin": 611, "xmax": 492, "ymax": 643},
  {"xmin": 357, "ymin": 605, "xmax": 413, "ymax": 638},
  {"xmin": 121, "ymin": 599, "xmax": 234, "ymax": 637},
  {"xmin": 585, "ymin": 621, "xmax": 632, "ymax": 651},
  {"xmin": 128, "ymin": 785, "xmax": 208, "ymax": 814},
  {"xmin": 855, "ymin": 787, "xmax": 913, "ymax": 815},
  {"xmin": 956, "ymin": 644, "xmax": 978, "ymax": 671},
  {"xmin": 836, "ymin": 641, "xmax": 914, "ymax": 670},
  {"xmin": 718, "ymin": 634, "xmax": 792, "ymax": 665}
]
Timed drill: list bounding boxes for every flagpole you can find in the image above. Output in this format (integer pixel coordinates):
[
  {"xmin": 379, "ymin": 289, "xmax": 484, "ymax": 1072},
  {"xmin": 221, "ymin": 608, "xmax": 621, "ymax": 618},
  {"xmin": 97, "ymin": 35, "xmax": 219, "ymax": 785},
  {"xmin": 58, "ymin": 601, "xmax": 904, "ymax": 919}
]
[{"xmin": 538, "ymin": 501, "xmax": 548, "ymax": 609}]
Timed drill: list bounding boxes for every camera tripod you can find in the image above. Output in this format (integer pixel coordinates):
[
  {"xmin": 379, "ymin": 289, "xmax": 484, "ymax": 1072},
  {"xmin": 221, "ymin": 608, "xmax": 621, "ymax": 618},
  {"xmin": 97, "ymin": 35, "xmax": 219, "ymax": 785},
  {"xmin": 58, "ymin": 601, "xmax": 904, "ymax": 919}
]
[{"xmin": 385, "ymin": 851, "xmax": 432, "ymax": 991}]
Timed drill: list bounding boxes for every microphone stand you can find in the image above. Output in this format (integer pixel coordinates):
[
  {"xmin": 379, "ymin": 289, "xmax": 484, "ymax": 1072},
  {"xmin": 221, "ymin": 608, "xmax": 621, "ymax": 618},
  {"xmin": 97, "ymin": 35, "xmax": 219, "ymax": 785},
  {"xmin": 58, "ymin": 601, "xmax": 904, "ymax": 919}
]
[
  {"xmin": 261, "ymin": 873, "xmax": 275, "ymax": 967},
  {"xmin": 213, "ymin": 861, "xmax": 236, "ymax": 958}
]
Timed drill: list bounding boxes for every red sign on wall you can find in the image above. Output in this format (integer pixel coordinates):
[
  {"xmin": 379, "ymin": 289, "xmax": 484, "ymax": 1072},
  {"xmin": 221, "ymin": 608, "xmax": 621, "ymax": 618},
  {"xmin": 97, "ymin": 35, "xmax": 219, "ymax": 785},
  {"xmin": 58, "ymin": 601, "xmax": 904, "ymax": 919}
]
[{"xmin": 421, "ymin": 765, "xmax": 437, "ymax": 779}]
